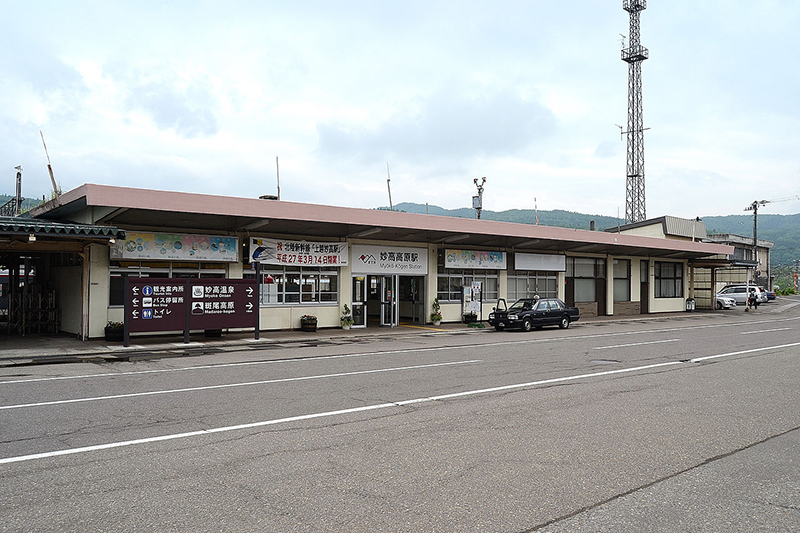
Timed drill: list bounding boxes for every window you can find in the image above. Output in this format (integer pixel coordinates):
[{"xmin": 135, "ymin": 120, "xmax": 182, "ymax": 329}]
[
  {"xmin": 613, "ymin": 259, "xmax": 631, "ymax": 302},
  {"xmin": 566, "ymin": 257, "xmax": 606, "ymax": 303},
  {"xmin": 254, "ymin": 266, "xmax": 338, "ymax": 306},
  {"xmin": 654, "ymin": 261, "xmax": 683, "ymax": 298},
  {"xmin": 507, "ymin": 270, "xmax": 558, "ymax": 300},
  {"xmin": 109, "ymin": 262, "xmax": 226, "ymax": 306},
  {"xmin": 436, "ymin": 268, "xmax": 498, "ymax": 302}
]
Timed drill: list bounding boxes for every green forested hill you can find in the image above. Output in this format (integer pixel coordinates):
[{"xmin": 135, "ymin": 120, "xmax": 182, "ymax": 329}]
[
  {"xmin": 0, "ymin": 194, "xmax": 42, "ymax": 213},
  {"xmin": 388, "ymin": 203, "xmax": 799, "ymax": 267},
  {"xmin": 703, "ymin": 214, "xmax": 800, "ymax": 267}
]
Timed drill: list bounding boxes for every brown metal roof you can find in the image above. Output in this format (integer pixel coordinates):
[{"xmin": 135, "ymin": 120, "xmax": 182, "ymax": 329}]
[{"xmin": 31, "ymin": 184, "xmax": 734, "ymax": 260}]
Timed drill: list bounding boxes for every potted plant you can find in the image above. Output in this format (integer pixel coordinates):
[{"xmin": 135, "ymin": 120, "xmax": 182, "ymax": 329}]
[
  {"xmin": 300, "ymin": 314, "xmax": 317, "ymax": 332},
  {"xmin": 430, "ymin": 297, "xmax": 442, "ymax": 326},
  {"xmin": 104, "ymin": 321, "xmax": 124, "ymax": 341},
  {"xmin": 341, "ymin": 304, "xmax": 354, "ymax": 330}
]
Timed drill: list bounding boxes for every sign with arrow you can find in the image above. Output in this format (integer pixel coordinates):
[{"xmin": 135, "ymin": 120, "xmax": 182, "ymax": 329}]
[
  {"xmin": 187, "ymin": 278, "xmax": 258, "ymax": 330},
  {"xmin": 126, "ymin": 278, "xmax": 187, "ymax": 334},
  {"xmin": 123, "ymin": 277, "xmax": 259, "ymax": 345}
]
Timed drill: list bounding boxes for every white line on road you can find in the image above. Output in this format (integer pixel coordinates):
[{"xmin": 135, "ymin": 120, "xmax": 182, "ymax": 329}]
[
  {"xmin": 4, "ymin": 340, "xmax": 800, "ymax": 465},
  {"xmin": 0, "ymin": 360, "xmax": 481, "ymax": 411},
  {"xmin": 0, "ymin": 360, "xmax": 682, "ymax": 465},
  {"xmin": 593, "ymin": 339, "xmax": 680, "ymax": 350},
  {"xmin": 689, "ymin": 342, "xmax": 800, "ymax": 363},
  {"xmin": 739, "ymin": 328, "xmax": 792, "ymax": 334}
]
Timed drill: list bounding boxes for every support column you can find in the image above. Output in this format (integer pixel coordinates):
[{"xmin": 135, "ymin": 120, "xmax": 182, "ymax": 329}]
[{"xmin": 606, "ymin": 256, "xmax": 615, "ymax": 316}]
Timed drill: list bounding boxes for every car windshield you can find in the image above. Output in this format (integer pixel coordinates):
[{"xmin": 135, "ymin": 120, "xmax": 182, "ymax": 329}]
[{"xmin": 509, "ymin": 299, "xmax": 534, "ymax": 310}]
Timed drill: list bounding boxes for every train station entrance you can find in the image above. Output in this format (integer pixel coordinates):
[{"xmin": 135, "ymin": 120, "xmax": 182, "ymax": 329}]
[
  {"xmin": 350, "ymin": 244, "xmax": 429, "ymax": 328},
  {"xmin": 351, "ymin": 274, "xmax": 425, "ymax": 328}
]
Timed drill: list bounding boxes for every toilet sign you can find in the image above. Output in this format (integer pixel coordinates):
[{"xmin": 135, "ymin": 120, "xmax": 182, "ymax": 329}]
[{"xmin": 126, "ymin": 278, "xmax": 186, "ymax": 333}]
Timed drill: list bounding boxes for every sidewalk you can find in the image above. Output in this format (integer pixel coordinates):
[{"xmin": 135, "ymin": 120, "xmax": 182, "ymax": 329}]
[{"xmin": 0, "ymin": 306, "xmax": 778, "ymax": 367}]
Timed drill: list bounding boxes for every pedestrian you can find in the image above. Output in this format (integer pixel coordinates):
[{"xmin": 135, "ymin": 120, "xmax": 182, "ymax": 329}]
[{"xmin": 748, "ymin": 289, "xmax": 756, "ymax": 311}]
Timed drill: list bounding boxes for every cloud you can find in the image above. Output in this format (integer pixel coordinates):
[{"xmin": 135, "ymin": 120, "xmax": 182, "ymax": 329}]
[
  {"xmin": 104, "ymin": 62, "xmax": 220, "ymax": 139},
  {"xmin": 594, "ymin": 140, "xmax": 621, "ymax": 159},
  {"xmin": 316, "ymin": 85, "xmax": 556, "ymax": 163},
  {"xmin": 125, "ymin": 80, "xmax": 219, "ymax": 139}
]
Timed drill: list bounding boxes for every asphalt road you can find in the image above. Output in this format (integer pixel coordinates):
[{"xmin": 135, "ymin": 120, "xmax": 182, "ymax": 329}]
[{"xmin": 1, "ymin": 298, "xmax": 799, "ymax": 532}]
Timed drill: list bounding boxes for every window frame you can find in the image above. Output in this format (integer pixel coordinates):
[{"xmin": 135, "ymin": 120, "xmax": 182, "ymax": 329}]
[{"xmin": 654, "ymin": 261, "xmax": 684, "ymax": 298}]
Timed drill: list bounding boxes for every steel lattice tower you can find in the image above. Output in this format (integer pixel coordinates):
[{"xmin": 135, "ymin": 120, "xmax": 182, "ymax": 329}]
[{"xmin": 621, "ymin": 0, "xmax": 648, "ymax": 223}]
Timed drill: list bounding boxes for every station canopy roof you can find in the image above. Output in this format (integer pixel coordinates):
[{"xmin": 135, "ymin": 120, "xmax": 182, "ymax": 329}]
[
  {"xmin": 0, "ymin": 214, "xmax": 125, "ymax": 254},
  {"xmin": 31, "ymin": 184, "xmax": 734, "ymax": 261}
]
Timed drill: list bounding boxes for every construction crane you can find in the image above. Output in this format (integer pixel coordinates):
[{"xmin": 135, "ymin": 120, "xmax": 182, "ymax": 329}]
[
  {"xmin": 40, "ymin": 130, "xmax": 61, "ymax": 199},
  {"xmin": 743, "ymin": 195, "xmax": 800, "ymax": 284}
]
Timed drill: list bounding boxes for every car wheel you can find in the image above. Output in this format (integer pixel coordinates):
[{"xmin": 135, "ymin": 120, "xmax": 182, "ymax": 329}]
[
  {"xmin": 522, "ymin": 318, "xmax": 533, "ymax": 332},
  {"xmin": 559, "ymin": 315, "xmax": 570, "ymax": 329},
  {"xmin": 716, "ymin": 301, "xmax": 722, "ymax": 310},
  {"xmin": 494, "ymin": 325, "xmax": 505, "ymax": 331}
]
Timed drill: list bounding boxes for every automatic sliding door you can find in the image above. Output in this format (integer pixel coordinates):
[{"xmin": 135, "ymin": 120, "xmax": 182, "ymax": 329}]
[
  {"xmin": 380, "ymin": 275, "xmax": 398, "ymax": 327},
  {"xmin": 351, "ymin": 276, "xmax": 367, "ymax": 327}
]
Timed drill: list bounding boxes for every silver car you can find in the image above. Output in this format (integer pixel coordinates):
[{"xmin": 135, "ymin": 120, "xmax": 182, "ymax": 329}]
[
  {"xmin": 716, "ymin": 285, "xmax": 767, "ymax": 305},
  {"xmin": 714, "ymin": 295, "xmax": 737, "ymax": 310}
]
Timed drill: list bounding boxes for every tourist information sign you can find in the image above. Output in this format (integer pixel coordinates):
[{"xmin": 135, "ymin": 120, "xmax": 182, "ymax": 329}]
[{"xmin": 124, "ymin": 277, "xmax": 259, "ymax": 346}]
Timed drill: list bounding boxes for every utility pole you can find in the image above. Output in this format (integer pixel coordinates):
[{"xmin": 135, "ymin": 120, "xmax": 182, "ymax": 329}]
[
  {"xmin": 472, "ymin": 177, "xmax": 486, "ymax": 219},
  {"xmin": 621, "ymin": 0, "xmax": 649, "ymax": 224},
  {"xmin": 386, "ymin": 162, "xmax": 393, "ymax": 211},
  {"xmin": 744, "ymin": 200, "xmax": 769, "ymax": 285},
  {"xmin": 14, "ymin": 166, "xmax": 22, "ymax": 216}
]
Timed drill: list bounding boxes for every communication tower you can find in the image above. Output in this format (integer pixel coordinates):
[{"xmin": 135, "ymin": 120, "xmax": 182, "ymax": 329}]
[{"xmin": 621, "ymin": 0, "xmax": 648, "ymax": 223}]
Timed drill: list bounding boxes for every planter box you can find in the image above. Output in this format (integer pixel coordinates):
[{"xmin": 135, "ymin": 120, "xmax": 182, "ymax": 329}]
[
  {"xmin": 300, "ymin": 319, "xmax": 317, "ymax": 332},
  {"xmin": 104, "ymin": 327, "xmax": 123, "ymax": 342}
]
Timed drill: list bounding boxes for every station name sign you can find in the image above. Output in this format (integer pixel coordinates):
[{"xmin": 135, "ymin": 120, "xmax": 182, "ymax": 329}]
[{"xmin": 351, "ymin": 244, "xmax": 428, "ymax": 275}]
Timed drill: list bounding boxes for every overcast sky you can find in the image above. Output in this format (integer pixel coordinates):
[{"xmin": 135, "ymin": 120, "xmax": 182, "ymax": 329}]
[{"xmin": 2, "ymin": 1, "xmax": 799, "ymax": 219}]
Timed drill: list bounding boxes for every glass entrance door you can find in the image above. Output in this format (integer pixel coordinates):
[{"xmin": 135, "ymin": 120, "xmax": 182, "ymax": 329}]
[
  {"xmin": 380, "ymin": 275, "xmax": 397, "ymax": 327},
  {"xmin": 351, "ymin": 276, "xmax": 367, "ymax": 327}
]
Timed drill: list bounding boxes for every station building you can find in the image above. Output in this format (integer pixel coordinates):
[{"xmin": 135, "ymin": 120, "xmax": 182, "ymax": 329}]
[{"xmin": 17, "ymin": 183, "xmax": 734, "ymax": 339}]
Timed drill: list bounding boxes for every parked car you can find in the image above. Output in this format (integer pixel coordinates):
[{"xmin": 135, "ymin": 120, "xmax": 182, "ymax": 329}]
[
  {"xmin": 714, "ymin": 295, "xmax": 737, "ymax": 310},
  {"xmin": 488, "ymin": 297, "xmax": 580, "ymax": 331},
  {"xmin": 716, "ymin": 285, "xmax": 767, "ymax": 305},
  {"xmin": 760, "ymin": 287, "xmax": 776, "ymax": 300}
]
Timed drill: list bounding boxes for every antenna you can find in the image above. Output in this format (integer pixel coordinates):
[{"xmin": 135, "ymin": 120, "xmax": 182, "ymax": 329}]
[
  {"xmin": 386, "ymin": 162, "xmax": 393, "ymax": 210},
  {"xmin": 621, "ymin": 0, "xmax": 649, "ymax": 224},
  {"xmin": 275, "ymin": 156, "xmax": 281, "ymax": 200},
  {"xmin": 619, "ymin": 33, "xmax": 627, "ymax": 49},
  {"xmin": 534, "ymin": 197, "xmax": 539, "ymax": 225},
  {"xmin": 39, "ymin": 130, "xmax": 61, "ymax": 198}
]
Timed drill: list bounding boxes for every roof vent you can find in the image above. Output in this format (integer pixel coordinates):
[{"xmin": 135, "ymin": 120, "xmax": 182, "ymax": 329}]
[{"xmin": 259, "ymin": 195, "xmax": 279, "ymax": 200}]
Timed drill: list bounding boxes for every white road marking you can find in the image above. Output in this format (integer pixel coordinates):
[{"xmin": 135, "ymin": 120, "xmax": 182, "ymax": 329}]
[
  {"xmin": 0, "ymin": 360, "xmax": 682, "ymax": 465},
  {"xmin": 2, "ymin": 315, "xmax": 798, "ymax": 386},
  {"xmin": 689, "ymin": 342, "xmax": 800, "ymax": 363},
  {"xmin": 0, "ymin": 360, "xmax": 480, "ymax": 411},
  {"xmin": 739, "ymin": 327, "xmax": 792, "ymax": 334},
  {"xmin": 3, "ymin": 340, "xmax": 799, "ymax": 465},
  {"xmin": 593, "ymin": 339, "xmax": 680, "ymax": 350}
]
